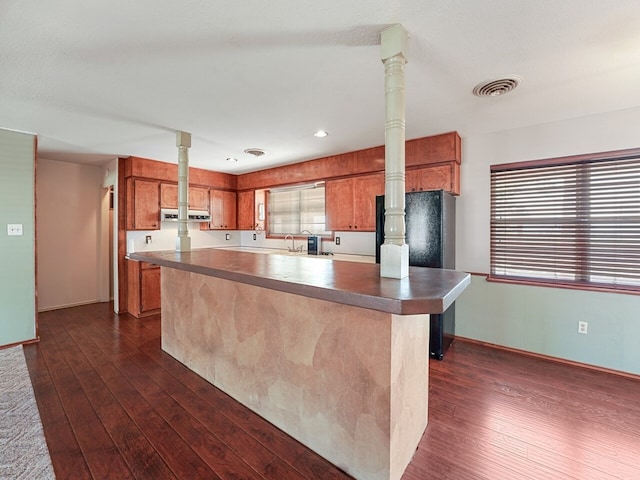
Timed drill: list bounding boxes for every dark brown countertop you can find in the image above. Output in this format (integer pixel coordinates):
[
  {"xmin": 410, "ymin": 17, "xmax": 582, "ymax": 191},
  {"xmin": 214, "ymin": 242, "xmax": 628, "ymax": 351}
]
[{"xmin": 129, "ymin": 248, "xmax": 470, "ymax": 315}]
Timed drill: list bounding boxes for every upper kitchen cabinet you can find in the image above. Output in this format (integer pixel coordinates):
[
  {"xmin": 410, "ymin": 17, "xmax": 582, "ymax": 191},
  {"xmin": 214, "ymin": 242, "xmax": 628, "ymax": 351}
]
[
  {"xmin": 189, "ymin": 186, "xmax": 209, "ymax": 210},
  {"xmin": 206, "ymin": 189, "xmax": 237, "ymax": 230},
  {"xmin": 160, "ymin": 183, "xmax": 209, "ymax": 210},
  {"xmin": 326, "ymin": 173, "xmax": 384, "ymax": 231},
  {"xmin": 237, "ymin": 190, "xmax": 255, "ymax": 230},
  {"xmin": 126, "ymin": 178, "xmax": 160, "ymax": 230},
  {"xmin": 406, "ymin": 163, "xmax": 460, "ymax": 195}
]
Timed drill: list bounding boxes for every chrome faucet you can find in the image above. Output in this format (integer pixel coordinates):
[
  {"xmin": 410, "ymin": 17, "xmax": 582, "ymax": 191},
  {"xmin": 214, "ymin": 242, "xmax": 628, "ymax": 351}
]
[
  {"xmin": 284, "ymin": 234, "xmax": 304, "ymax": 252},
  {"xmin": 284, "ymin": 234, "xmax": 296, "ymax": 252}
]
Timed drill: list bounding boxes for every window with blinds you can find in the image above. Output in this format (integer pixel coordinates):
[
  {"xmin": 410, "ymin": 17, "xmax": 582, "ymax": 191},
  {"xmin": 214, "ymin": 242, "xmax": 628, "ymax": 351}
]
[
  {"xmin": 267, "ymin": 184, "xmax": 329, "ymax": 236},
  {"xmin": 490, "ymin": 148, "xmax": 640, "ymax": 292}
]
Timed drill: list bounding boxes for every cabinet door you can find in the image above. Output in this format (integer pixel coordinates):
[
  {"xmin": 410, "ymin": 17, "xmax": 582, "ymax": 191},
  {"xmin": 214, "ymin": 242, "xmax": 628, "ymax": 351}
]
[
  {"xmin": 222, "ymin": 190, "xmax": 237, "ymax": 229},
  {"xmin": 353, "ymin": 174, "xmax": 384, "ymax": 231},
  {"xmin": 237, "ymin": 191, "xmax": 255, "ymax": 230},
  {"xmin": 208, "ymin": 190, "xmax": 225, "ymax": 229},
  {"xmin": 161, "ymin": 184, "xmax": 209, "ymax": 210},
  {"xmin": 160, "ymin": 183, "xmax": 178, "ymax": 208},
  {"xmin": 406, "ymin": 165, "xmax": 454, "ymax": 194},
  {"xmin": 132, "ymin": 179, "xmax": 160, "ymax": 230},
  {"xmin": 205, "ymin": 190, "xmax": 236, "ymax": 230},
  {"xmin": 325, "ymin": 178, "xmax": 354, "ymax": 231},
  {"xmin": 140, "ymin": 266, "xmax": 161, "ymax": 312},
  {"xmin": 189, "ymin": 187, "xmax": 209, "ymax": 210}
]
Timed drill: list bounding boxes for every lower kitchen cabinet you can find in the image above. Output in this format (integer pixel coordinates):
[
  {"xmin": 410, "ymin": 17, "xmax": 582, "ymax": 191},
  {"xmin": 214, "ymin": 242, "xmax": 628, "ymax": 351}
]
[{"xmin": 127, "ymin": 260, "xmax": 161, "ymax": 318}]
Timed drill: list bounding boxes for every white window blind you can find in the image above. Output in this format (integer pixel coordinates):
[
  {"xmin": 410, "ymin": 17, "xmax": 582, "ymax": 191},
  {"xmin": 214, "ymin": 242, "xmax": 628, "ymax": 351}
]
[
  {"xmin": 490, "ymin": 149, "xmax": 640, "ymax": 292},
  {"xmin": 267, "ymin": 185, "xmax": 328, "ymax": 236}
]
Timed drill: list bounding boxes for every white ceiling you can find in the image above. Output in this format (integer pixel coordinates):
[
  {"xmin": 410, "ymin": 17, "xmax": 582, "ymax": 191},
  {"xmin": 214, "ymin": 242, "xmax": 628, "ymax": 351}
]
[{"xmin": 2, "ymin": 0, "xmax": 640, "ymax": 174}]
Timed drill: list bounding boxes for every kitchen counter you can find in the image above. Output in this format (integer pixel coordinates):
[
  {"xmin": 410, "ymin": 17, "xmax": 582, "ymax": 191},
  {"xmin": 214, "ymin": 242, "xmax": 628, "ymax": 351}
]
[
  {"xmin": 128, "ymin": 247, "xmax": 469, "ymax": 480},
  {"xmin": 128, "ymin": 248, "xmax": 469, "ymax": 315},
  {"xmin": 212, "ymin": 245, "xmax": 377, "ymax": 263}
]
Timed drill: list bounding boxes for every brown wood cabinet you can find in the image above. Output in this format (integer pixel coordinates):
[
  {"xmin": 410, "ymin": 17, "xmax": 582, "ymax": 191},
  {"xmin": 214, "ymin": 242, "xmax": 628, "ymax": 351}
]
[
  {"xmin": 160, "ymin": 183, "xmax": 210, "ymax": 210},
  {"xmin": 406, "ymin": 163, "xmax": 460, "ymax": 195},
  {"xmin": 237, "ymin": 190, "xmax": 255, "ymax": 230},
  {"xmin": 207, "ymin": 190, "xmax": 237, "ymax": 229},
  {"xmin": 127, "ymin": 260, "xmax": 161, "ymax": 318},
  {"xmin": 126, "ymin": 179, "xmax": 160, "ymax": 230},
  {"xmin": 160, "ymin": 183, "xmax": 177, "ymax": 208},
  {"xmin": 238, "ymin": 132, "xmax": 461, "ymax": 191},
  {"xmin": 189, "ymin": 186, "xmax": 209, "ymax": 210},
  {"xmin": 326, "ymin": 173, "xmax": 384, "ymax": 231}
]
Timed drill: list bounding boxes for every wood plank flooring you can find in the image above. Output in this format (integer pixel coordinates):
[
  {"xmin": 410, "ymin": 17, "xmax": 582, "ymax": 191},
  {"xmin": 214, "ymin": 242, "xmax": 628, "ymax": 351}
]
[{"xmin": 24, "ymin": 302, "xmax": 640, "ymax": 479}]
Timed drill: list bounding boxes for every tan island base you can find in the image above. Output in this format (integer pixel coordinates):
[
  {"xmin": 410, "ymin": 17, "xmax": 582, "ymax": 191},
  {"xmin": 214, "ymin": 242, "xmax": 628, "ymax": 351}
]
[{"xmin": 161, "ymin": 267, "xmax": 430, "ymax": 480}]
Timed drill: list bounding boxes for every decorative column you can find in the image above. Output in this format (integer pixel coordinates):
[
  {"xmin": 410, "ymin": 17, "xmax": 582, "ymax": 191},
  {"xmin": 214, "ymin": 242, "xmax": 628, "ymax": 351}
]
[
  {"xmin": 380, "ymin": 24, "xmax": 409, "ymax": 279},
  {"xmin": 176, "ymin": 131, "xmax": 191, "ymax": 252}
]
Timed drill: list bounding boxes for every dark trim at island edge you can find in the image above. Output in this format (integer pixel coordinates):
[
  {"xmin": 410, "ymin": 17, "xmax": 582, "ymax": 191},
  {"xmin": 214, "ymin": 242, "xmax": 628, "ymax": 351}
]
[{"xmin": 129, "ymin": 248, "xmax": 470, "ymax": 316}]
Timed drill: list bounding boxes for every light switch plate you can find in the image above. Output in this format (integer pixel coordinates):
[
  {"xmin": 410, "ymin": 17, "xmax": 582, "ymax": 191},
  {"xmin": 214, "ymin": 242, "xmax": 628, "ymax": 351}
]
[{"xmin": 7, "ymin": 224, "xmax": 23, "ymax": 236}]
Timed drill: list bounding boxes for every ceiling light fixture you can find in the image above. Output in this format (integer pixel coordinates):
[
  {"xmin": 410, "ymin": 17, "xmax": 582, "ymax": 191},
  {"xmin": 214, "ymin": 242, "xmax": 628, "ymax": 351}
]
[
  {"xmin": 313, "ymin": 130, "xmax": 329, "ymax": 138},
  {"xmin": 244, "ymin": 148, "xmax": 266, "ymax": 157},
  {"xmin": 473, "ymin": 75, "xmax": 523, "ymax": 97}
]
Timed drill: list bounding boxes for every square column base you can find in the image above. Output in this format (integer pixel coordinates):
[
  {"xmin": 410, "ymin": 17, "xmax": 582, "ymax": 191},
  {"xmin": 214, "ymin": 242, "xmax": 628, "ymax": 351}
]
[
  {"xmin": 175, "ymin": 235, "xmax": 191, "ymax": 252},
  {"xmin": 380, "ymin": 243, "xmax": 409, "ymax": 279}
]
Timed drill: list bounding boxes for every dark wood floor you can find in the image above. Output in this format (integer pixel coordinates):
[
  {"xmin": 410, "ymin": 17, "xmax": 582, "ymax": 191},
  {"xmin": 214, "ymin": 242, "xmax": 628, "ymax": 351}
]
[{"xmin": 25, "ymin": 303, "xmax": 640, "ymax": 480}]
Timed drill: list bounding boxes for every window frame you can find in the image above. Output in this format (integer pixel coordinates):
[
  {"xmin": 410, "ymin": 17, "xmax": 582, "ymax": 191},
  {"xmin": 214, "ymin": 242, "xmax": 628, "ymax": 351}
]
[
  {"xmin": 265, "ymin": 182, "xmax": 329, "ymax": 238},
  {"xmin": 489, "ymin": 147, "xmax": 640, "ymax": 295}
]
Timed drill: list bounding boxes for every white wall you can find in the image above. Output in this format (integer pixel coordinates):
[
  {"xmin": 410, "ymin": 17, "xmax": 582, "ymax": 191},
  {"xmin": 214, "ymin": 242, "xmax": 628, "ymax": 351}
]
[
  {"xmin": 103, "ymin": 158, "xmax": 118, "ymax": 310},
  {"xmin": 455, "ymin": 106, "xmax": 640, "ymax": 375},
  {"xmin": 36, "ymin": 158, "xmax": 106, "ymax": 311}
]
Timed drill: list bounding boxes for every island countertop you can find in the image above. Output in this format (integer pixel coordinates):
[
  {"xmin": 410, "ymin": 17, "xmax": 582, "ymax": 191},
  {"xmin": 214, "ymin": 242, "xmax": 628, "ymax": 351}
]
[{"xmin": 129, "ymin": 248, "xmax": 470, "ymax": 315}]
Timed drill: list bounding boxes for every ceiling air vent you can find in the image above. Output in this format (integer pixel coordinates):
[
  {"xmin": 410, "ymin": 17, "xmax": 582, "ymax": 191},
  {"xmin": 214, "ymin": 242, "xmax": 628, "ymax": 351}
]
[
  {"xmin": 473, "ymin": 75, "xmax": 522, "ymax": 97},
  {"xmin": 244, "ymin": 148, "xmax": 266, "ymax": 157}
]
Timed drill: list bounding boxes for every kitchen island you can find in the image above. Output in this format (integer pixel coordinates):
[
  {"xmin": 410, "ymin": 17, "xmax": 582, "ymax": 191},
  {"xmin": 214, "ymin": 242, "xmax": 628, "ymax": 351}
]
[{"xmin": 129, "ymin": 248, "xmax": 470, "ymax": 480}]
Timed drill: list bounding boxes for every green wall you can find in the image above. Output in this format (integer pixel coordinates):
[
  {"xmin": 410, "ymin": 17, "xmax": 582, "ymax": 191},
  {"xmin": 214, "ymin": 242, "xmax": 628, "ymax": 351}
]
[
  {"xmin": 456, "ymin": 276, "xmax": 640, "ymax": 376},
  {"xmin": 0, "ymin": 128, "xmax": 36, "ymax": 346},
  {"xmin": 455, "ymin": 108, "xmax": 640, "ymax": 377}
]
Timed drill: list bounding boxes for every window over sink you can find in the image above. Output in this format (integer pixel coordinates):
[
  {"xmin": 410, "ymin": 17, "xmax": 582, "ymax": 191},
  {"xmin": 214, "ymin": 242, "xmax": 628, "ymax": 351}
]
[{"xmin": 267, "ymin": 183, "xmax": 329, "ymax": 236}]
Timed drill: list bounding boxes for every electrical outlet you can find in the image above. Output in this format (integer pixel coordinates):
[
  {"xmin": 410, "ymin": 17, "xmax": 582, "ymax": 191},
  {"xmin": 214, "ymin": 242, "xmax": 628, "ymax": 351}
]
[
  {"xmin": 145, "ymin": 235, "xmax": 152, "ymax": 244},
  {"xmin": 225, "ymin": 233, "xmax": 231, "ymax": 241},
  {"xmin": 335, "ymin": 236, "xmax": 341, "ymax": 245},
  {"xmin": 578, "ymin": 321, "xmax": 588, "ymax": 335},
  {"xmin": 7, "ymin": 224, "xmax": 23, "ymax": 236},
  {"xmin": 253, "ymin": 233, "xmax": 257, "ymax": 241}
]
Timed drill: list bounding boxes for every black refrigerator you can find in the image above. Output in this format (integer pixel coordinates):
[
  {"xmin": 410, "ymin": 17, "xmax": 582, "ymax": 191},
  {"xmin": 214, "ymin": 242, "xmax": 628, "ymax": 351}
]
[{"xmin": 375, "ymin": 190, "xmax": 456, "ymax": 360}]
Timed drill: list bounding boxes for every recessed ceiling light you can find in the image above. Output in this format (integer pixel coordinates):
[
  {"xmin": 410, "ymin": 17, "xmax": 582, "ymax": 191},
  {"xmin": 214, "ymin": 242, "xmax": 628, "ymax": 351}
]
[
  {"xmin": 314, "ymin": 130, "xmax": 329, "ymax": 138},
  {"xmin": 226, "ymin": 157, "xmax": 238, "ymax": 162},
  {"xmin": 244, "ymin": 148, "xmax": 266, "ymax": 157}
]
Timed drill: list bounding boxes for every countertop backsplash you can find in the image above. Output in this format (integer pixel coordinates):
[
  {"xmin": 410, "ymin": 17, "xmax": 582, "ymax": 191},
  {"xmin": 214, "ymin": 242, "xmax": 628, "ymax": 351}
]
[{"xmin": 126, "ymin": 224, "xmax": 376, "ymax": 259}]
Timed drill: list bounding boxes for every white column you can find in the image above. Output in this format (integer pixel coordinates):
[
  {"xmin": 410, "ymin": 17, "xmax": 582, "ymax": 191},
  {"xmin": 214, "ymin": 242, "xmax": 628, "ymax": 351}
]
[
  {"xmin": 176, "ymin": 131, "xmax": 191, "ymax": 252},
  {"xmin": 380, "ymin": 24, "xmax": 409, "ymax": 279}
]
